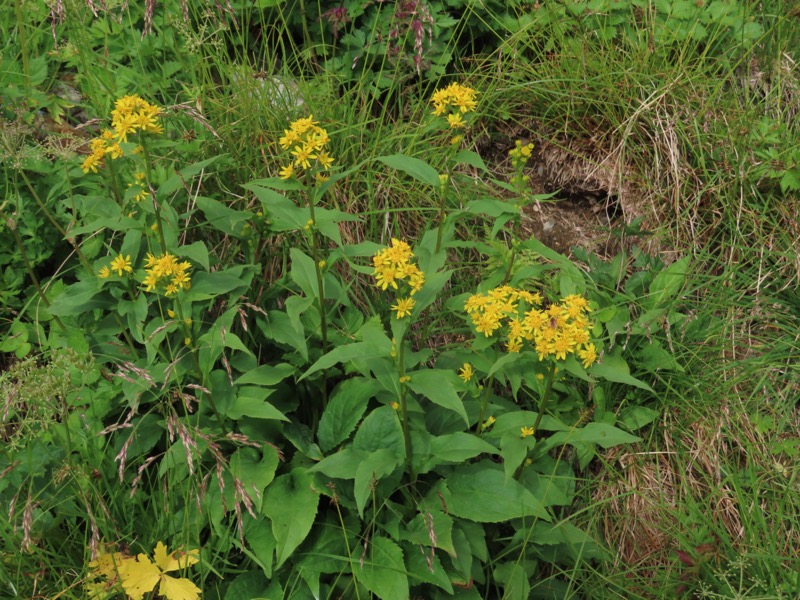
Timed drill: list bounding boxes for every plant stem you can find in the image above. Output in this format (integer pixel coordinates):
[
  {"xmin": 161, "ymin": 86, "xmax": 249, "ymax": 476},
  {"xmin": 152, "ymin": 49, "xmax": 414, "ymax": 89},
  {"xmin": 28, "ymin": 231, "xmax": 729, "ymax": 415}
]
[
  {"xmin": 140, "ymin": 140, "xmax": 168, "ymax": 254},
  {"xmin": 434, "ymin": 172, "xmax": 449, "ymax": 254},
  {"xmin": 396, "ymin": 336, "xmax": 415, "ymax": 482},
  {"xmin": 531, "ymin": 362, "xmax": 557, "ymax": 436}
]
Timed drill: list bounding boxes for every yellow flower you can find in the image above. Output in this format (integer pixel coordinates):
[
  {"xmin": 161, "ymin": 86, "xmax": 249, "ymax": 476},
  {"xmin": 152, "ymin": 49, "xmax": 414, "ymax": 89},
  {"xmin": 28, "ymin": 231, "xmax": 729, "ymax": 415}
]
[
  {"xmin": 110, "ymin": 254, "xmax": 133, "ymax": 276},
  {"xmin": 578, "ymin": 343, "xmax": 598, "ymax": 369},
  {"xmin": 98, "ymin": 265, "xmax": 111, "ymax": 279},
  {"xmin": 521, "ymin": 426, "xmax": 535, "ymax": 438},
  {"xmin": 391, "ymin": 401, "xmax": 400, "ymax": 410},
  {"xmin": 391, "ymin": 297, "xmax": 415, "ymax": 319},
  {"xmin": 480, "ymin": 415, "xmax": 496, "ymax": 431},
  {"xmin": 447, "ymin": 113, "xmax": 464, "ymax": 129},
  {"xmin": 458, "ymin": 363, "xmax": 474, "ymax": 382}
]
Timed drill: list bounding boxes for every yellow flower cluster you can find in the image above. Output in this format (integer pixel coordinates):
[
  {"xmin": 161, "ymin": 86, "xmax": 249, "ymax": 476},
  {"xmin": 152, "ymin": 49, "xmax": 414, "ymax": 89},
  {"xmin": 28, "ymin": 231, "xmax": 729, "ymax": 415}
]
[
  {"xmin": 372, "ymin": 239, "xmax": 425, "ymax": 319},
  {"xmin": 278, "ymin": 115, "xmax": 335, "ymax": 180},
  {"xmin": 465, "ymin": 288, "xmax": 598, "ymax": 368},
  {"xmin": 98, "ymin": 254, "xmax": 134, "ymax": 279},
  {"xmin": 143, "ymin": 252, "xmax": 192, "ymax": 296},
  {"xmin": 509, "ymin": 140, "xmax": 534, "ymax": 168},
  {"xmin": 85, "ymin": 541, "xmax": 200, "ymax": 600},
  {"xmin": 431, "ymin": 83, "xmax": 479, "ymax": 127},
  {"xmin": 81, "ymin": 95, "xmax": 163, "ymax": 174}
]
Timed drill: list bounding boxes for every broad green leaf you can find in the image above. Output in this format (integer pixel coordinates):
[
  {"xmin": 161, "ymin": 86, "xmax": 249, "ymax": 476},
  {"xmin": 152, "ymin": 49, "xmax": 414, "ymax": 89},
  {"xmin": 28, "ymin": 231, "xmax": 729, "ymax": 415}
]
[
  {"xmin": 178, "ymin": 242, "xmax": 210, "ymax": 271},
  {"xmin": 289, "ymin": 248, "xmax": 319, "ymax": 299},
  {"xmin": 256, "ymin": 312, "xmax": 307, "ymax": 360},
  {"xmin": 377, "ymin": 154, "xmax": 440, "ymax": 186},
  {"xmin": 195, "ymin": 195, "xmax": 251, "ymax": 237},
  {"xmin": 49, "ymin": 280, "xmax": 110, "ymax": 316},
  {"xmin": 301, "ymin": 336, "xmax": 392, "ymax": 381},
  {"xmin": 406, "ymin": 369, "xmax": 468, "ymax": 424},
  {"xmin": 263, "ymin": 468, "xmax": 320, "ymax": 568},
  {"xmin": 230, "ymin": 447, "xmax": 279, "ymax": 511},
  {"xmin": 354, "ymin": 448, "xmax": 401, "ymax": 517},
  {"xmin": 617, "ymin": 405, "xmax": 660, "ymax": 431},
  {"xmin": 569, "ymin": 422, "xmax": 641, "ymax": 448},
  {"xmin": 225, "ymin": 387, "xmax": 288, "ymax": 421},
  {"xmin": 158, "ymin": 155, "xmax": 227, "ymax": 195},
  {"xmin": 494, "ymin": 562, "xmax": 531, "ymax": 600},
  {"xmin": 638, "ymin": 340, "xmax": 684, "ymax": 373},
  {"xmin": 187, "ymin": 268, "xmax": 251, "ymax": 301},
  {"xmin": 353, "ymin": 406, "xmax": 405, "ymax": 459},
  {"xmin": 235, "ymin": 363, "xmax": 296, "ymax": 386},
  {"xmin": 647, "ymin": 255, "xmax": 690, "ymax": 307},
  {"xmin": 352, "ymin": 536, "xmax": 409, "ymax": 600},
  {"xmin": 429, "ymin": 432, "xmax": 498, "ymax": 463},
  {"xmin": 245, "ymin": 520, "xmax": 275, "ymax": 578},
  {"xmin": 591, "ymin": 350, "xmax": 654, "ymax": 391},
  {"xmin": 401, "ymin": 509, "xmax": 455, "ymax": 556},
  {"xmin": 309, "ymin": 448, "xmax": 366, "ymax": 479},
  {"xmin": 406, "ymin": 549, "xmax": 453, "ymax": 593},
  {"xmin": 454, "ymin": 149, "xmax": 488, "ymax": 172},
  {"xmin": 443, "ymin": 461, "xmax": 550, "ymax": 522},
  {"xmin": 318, "ymin": 378, "xmax": 381, "ymax": 452}
]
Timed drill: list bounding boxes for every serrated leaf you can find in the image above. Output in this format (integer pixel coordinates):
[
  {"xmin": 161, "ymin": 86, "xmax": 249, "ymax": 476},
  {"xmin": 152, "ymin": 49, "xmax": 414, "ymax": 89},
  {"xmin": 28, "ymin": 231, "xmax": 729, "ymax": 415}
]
[
  {"xmin": 318, "ymin": 378, "xmax": 381, "ymax": 452},
  {"xmin": 354, "ymin": 448, "xmax": 401, "ymax": 517},
  {"xmin": 406, "ymin": 370, "xmax": 468, "ymax": 424},
  {"xmin": 352, "ymin": 537, "xmax": 409, "ymax": 600},
  {"xmin": 353, "ymin": 406, "xmax": 405, "ymax": 459}
]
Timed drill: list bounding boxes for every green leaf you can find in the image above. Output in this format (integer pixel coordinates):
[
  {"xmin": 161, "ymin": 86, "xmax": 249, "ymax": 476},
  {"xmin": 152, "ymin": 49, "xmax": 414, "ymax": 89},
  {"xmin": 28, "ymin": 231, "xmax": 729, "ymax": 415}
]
[
  {"xmin": 187, "ymin": 268, "xmax": 251, "ymax": 301},
  {"xmin": 158, "ymin": 155, "xmax": 227, "ymax": 195},
  {"xmin": 377, "ymin": 154, "xmax": 441, "ymax": 186},
  {"xmin": 195, "ymin": 195, "xmax": 251, "ymax": 237},
  {"xmin": 352, "ymin": 536, "xmax": 409, "ymax": 600},
  {"xmin": 235, "ymin": 363, "xmax": 296, "ymax": 386},
  {"xmin": 318, "ymin": 378, "xmax": 381, "ymax": 452},
  {"xmin": 406, "ymin": 369, "xmax": 468, "ymax": 424},
  {"xmin": 591, "ymin": 350, "xmax": 654, "ymax": 391},
  {"xmin": 225, "ymin": 387, "xmax": 288, "ymax": 421},
  {"xmin": 494, "ymin": 562, "xmax": 531, "ymax": 600},
  {"xmin": 178, "ymin": 241, "xmax": 210, "ymax": 271},
  {"xmin": 401, "ymin": 509, "xmax": 455, "ymax": 556},
  {"xmin": 617, "ymin": 405, "xmax": 660, "ymax": 432},
  {"xmin": 429, "ymin": 432, "xmax": 498, "ymax": 463},
  {"xmin": 309, "ymin": 448, "xmax": 366, "ymax": 479},
  {"xmin": 569, "ymin": 423, "xmax": 641, "ymax": 448},
  {"xmin": 49, "ymin": 279, "xmax": 112, "ymax": 316},
  {"xmin": 354, "ymin": 448, "xmax": 401, "ymax": 517},
  {"xmin": 289, "ymin": 248, "xmax": 319, "ymax": 299},
  {"xmin": 454, "ymin": 149, "xmax": 488, "ymax": 172},
  {"xmin": 353, "ymin": 406, "xmax": 405, "ymax": 459},
  {"xmin": 406, "ymin": 549, "xmax": 453, "ymax": 594},
  {"xmin": 443, "ymin": 461, "xmax": 550, "ymax": 522},
  {"xmin": 263, "ymin": 468, "xmax": 320, "ymax": 568},
  {"xmin": 230, "ymin": 447, "xmax": 280, "ymax": 511},
  {"xmin": 647, "ymin": 255, "xmax": 690, "ymax": 307},
  {"xmin": 301, "ymin": 336, "xmax": 392, "ymax": 381},
  {"xmin": 245, "ymin": 519, "xmax": 275, "ymax": 578}
]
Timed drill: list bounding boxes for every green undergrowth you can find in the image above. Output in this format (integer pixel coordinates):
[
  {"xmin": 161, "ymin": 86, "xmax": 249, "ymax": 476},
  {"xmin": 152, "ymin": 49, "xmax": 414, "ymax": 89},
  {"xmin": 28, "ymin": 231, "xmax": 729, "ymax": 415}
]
[{"xmin": 2, "ymin": 1, "xmax": 799, "ymax": 599}]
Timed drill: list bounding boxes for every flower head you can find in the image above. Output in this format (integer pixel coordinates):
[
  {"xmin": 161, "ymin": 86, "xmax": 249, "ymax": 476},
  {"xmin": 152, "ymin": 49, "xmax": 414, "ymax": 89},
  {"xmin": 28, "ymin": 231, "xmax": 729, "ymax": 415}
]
[
  {"xmin": 110, "ymin": 254, "xmax": 134, "ymax": 277},
  {"xmin": 458, "ymin": 363, "xmax": 474, "ymax": 382},
  {"xmin": 278, "ymin": 115, "xmax": 335, "ymax": 179},
  {"xmin": 391, "ymin": 297, "xmax": 415, "ymax": 319}
]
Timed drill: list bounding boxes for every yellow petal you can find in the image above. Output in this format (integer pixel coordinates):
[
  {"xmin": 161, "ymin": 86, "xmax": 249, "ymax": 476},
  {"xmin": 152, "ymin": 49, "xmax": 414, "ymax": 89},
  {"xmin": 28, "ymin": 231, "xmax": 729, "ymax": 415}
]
[{"xmin": 159, "ymin": 574, "xmax": 202, "ymax": 600}]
